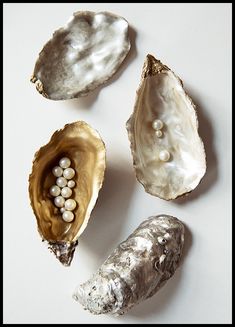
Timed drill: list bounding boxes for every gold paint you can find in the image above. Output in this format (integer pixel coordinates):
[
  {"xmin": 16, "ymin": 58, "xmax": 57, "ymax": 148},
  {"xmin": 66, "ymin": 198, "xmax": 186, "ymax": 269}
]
[{"xmin": 29, "ymin": 121, "xmax": 106, "ymax": 243}]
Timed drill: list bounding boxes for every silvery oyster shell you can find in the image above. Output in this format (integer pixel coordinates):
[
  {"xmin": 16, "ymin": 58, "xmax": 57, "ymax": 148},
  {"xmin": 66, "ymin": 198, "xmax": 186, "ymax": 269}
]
[
  {"xmin": 73, "ymin": 215, "xmax": 184, "ymax": 315},
  {"xmin": 28, "ymin": 121, "xmax": 106, "ymax": 266},
  {"xmin": 126, "ymin": 54, "xmax": 206, "ymax": 200},
  {"xmin": 31, "ymin": 11, "xmax": 130, "ymax": 100}
]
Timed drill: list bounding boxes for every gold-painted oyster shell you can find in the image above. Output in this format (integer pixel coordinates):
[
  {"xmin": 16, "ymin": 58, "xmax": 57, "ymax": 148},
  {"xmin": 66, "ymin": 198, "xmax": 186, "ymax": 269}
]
[
  {"xmin": 30, "ymin": 11, "xmax": 130, "ymax": 100},
  {"xmin": 29, "ymin": 121, "xmax": 106, "ymax": 265},
  {"xmin": 126, "ymin": 54, "xmax": 206, "ymax": 200}
]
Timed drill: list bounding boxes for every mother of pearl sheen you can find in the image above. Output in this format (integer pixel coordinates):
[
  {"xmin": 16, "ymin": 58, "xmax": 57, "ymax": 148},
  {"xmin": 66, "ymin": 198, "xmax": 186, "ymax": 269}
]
[
  {"xmin": 61, "ymin": 186, "xmax": 72, "ymax": 198},
  {"xmin": 56, "ymin": 176, "xmax": 67, "ymax": 188},
  {"xmin": 59, "ymin": 157, "xmax": 71, "ymax": 169},
  {"xmin": 63, "ymin": 167, "xmax": 75, "ymax": 180},
  {"xmin": 49, "ymin": 185, "xmax": 60, "ymax": 197},
  {"xmin": 54, "ymin": 196, "xmax": 65, "ymax": 208},
  {"xmin": 152, "ymin": 119, "xmax": 163, "ymax": 130},
  {"xmin": 62, "ymin": 211, "xmax": 74, "ymax": 223},
  {"xmin": 67, "ymin": 180, "xmax": 75, "ymax": 188},
  {"xmin": 159, "ymin": 150, "xmax": 170, "ymax": 162},
  {"xmin": 65, "ymin": 199, "xmax": 77, "ymax": 211}
]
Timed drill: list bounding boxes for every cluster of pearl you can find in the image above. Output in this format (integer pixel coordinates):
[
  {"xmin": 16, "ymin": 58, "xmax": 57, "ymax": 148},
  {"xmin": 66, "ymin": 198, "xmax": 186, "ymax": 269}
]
[
  {"xmin": 49, "ymin": 157, "xmax": 77, "ymax": 222},
  {"xmin": 152, "ymin": 119, "xmax": 171, "ymax": 162}
]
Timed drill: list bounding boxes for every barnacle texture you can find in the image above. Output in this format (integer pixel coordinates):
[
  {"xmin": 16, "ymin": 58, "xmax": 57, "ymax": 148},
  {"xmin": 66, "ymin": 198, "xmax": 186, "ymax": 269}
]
[{"xmin": 73, "ymin": 215, "xmax": 184, "ymax": 315}]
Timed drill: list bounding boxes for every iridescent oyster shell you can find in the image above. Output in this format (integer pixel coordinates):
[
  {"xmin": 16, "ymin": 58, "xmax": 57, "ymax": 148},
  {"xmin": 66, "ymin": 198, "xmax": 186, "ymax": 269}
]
[
  {"xmin": 73, "ymin": 215, "xmax": 184, "ymax": 315},
  {"xmin": 31, "ymin": 11, "xmax": 130, "ymax": 100},
  {"xmin": 126, "ymin": 54, "xmax": 206, "ymax": 200},
  {"xmin": 28, "ymin": 121, "xmax": 106, "ymax": 266}
]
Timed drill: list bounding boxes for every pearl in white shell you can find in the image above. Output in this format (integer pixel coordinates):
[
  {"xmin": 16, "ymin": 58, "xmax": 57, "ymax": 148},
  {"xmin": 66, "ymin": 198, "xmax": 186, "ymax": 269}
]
[
  {"xmin": 54, "ymin": 196, "xmax": 65, "ymax": 208},
  {"xmin": 63, "ymin": 168, "xmax": 75, "ymax": 180},
  {"xmin": 52, "ymin": 166, "xmax": 63, "ymax": 177},
  {"xmin": 67, "ymin": 180, "xmax": 75, "ymax": 188},
  {"xmin": 61, "ymin": 187, "xmax": 72, "ymax": 198},
  {"xmin": 159, "ymin": 150, "xmax": 170, "ymax": 162},
  {"xmin": 62, "ymin": 211, "xmax": 74, "ymax": 222},
  {"xmin": 155, "ymin": 130, "xmax": 163, "ymax": 138},
  {"xmin": 152, "ymin": 119, "xmax": 163, "ymax": 130},
  {"xmin": 64, "ymin": 199, "xmax": 77, "ymax": 211},
  {"xmin": 56, "ymin": 177, "xmax": 67, "ymax": 188},
  {"xmin": 59, "ymin": 157, "xmax": 71, "ymax": 169},
  {"xmin": 49, "ymin": 185, "xmax": 60, "ymax": 197}
]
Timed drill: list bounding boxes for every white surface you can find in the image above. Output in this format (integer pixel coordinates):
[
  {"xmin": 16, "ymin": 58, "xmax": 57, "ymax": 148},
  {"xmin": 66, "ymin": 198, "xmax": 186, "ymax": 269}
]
[{"xmin": 3, "ymin": 3, "xmax": 232, "ymax": 324}]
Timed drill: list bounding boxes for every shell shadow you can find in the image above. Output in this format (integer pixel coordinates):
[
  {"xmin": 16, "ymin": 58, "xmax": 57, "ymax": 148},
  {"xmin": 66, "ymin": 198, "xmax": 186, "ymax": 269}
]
[
  {"xmin": 79, "ymin": 163, "xmax": 136, "ymax": 262},
  {"xmin": 67, "ymin": 25, "xmax": 137, "ymax": 110},
  {"xmin": 121, "ymin": 223, "xmax": 192, "ymax": 319},
  {"xmin": 173, "ymin": 88, "xmax": 218, "ymax": 205}
]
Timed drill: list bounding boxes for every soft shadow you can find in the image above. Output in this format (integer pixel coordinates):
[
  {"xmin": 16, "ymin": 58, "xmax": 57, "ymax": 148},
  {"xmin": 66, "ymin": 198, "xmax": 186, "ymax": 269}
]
[
  {"xmin": 174, "ymin": 88, "xmax": 218, "ymax": 205},
  {"xmin": 122, "ymin": 224, "xmax": 192, "ymax": 319},
  {"xmin": 67, "ymin": 25, "xmax": 137, "ymax": 110},
  {"xmin": 79, "ymin": 164, "xmax": 136, "ymax": 261}
]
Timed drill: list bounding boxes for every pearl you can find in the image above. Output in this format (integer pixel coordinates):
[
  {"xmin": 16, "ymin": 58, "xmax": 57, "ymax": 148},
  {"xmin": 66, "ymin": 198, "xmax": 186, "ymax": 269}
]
[
  {"xmin": 64, "ymin": 199, "xmax": 77, "ymax": 211},
  {"xmin": 60, "ymin": 207, "xmax": 66, "ymax": 213},
  {"xmin": 152, "ymin": 119, "xmax": 164, "ymax": 130},
  {"xmin": 59, "ymin": 157, "xmax": 71, "ymax": 169},
  {"xmin": 56, "ymin": 177, "xmax": 67, "ymax": 188},
  {"xmin": 52, "ymin": 166, "xmax": 63, "ymax": 177},
  {"xmin": 159, "ymin": 150, "xmax": 170, "ymax": 162},
  {"xmin": 63, "ymin": 168, "xmax": 75, "ymax": 180},
  {"xmin": 62, "ymin": 211, "xmax": 74, "ymax": 222},
  {"xmin": 67, "ymin": 180, "xmax": 75, "ymax": 188},
  {"xmin": 54, "ymin": 196, "xmax": 65, "ymax": 208},
  {"xmin": 49, "ymin": 185, "xmax": 60, "ymax": 197},
  {"xmin": 155, "ymin": 130, "xmax": 163, "ymax": 138},
  {"xmin": 61, "ymin": 187, "xmax": 72, "ymax": 198}
]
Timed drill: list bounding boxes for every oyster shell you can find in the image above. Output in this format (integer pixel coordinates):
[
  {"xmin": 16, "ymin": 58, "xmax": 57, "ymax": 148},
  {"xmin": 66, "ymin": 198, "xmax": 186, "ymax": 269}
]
[
  {"xmin": 28, "ymin": 121, "xmax": 106, "ymax": 266},
  {"xmin": 73, "ymin": 215, "xmax": 184, "ymax": 315},
  {"xmin": 126, "ymin": 54, "xmax": 206, "ymax": 200},
  {"xmin": 31, "ymin": 11, "xmax": 130, "ymax": 100}
]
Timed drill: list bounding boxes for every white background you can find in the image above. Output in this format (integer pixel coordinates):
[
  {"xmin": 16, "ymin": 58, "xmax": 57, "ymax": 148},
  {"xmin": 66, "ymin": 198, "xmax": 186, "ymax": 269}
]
[{"xmin": 3, "ymin": 3, "xmax": 232, "ymax": 324}]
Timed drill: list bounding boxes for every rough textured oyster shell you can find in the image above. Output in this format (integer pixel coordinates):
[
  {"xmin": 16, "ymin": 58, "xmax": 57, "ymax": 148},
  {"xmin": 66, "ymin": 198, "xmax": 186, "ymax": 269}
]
[
  {"xmin": 73, "ymin": 215, "xmax": 184, "ymax": 315},
  {"xmin": 31, "ymin": 11, "xmax": 130, "ymax": 100},
  {"xmin": 126, "ymin": 54, "xmax": 206, "ymax": 200},
  {"xmin": 28, "ymin": 121, "xmax": 106, "ymax": 266}
]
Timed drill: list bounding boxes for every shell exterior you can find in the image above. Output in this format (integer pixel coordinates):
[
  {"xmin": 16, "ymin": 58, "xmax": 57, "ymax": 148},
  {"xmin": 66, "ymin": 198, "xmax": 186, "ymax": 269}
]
[
  {"xmin": 126, "ymin": 54, "xmax": 206, "ymax": 200},
  {"xmin": 73, "ymin": 215, "xmax": 184, "ymax": 315},
  {"xmin": 31, "ymin": 11, "xmax": 130, "ymax": 100},
  {"xmin": 28, "ymin": 121, "xmax": 106, "ymax": 266}
]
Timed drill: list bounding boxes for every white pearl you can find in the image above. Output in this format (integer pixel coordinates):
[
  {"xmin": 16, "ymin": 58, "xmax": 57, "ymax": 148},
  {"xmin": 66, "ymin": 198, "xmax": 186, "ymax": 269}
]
[
  {"xmin": 49, "ymin": 185, "xmax": 60, "ymax": 197},
  {"xmin": 64, "ymin": 199, "xmax": 77, "ymax": 211},
  {"xmin": 60, "ymin": 207, "xmax": 66, "ymax": 213},
  {"xmin": 67, "ymin": 180, "xmax": 75, "ymax": 188},
  {"xmin": 159, "ymin": 150, "xmax": 170, "ymax": 162},
  {"xmin": 62, "ymin": 211, "xmax": 74, "ymax": 222},
  {"xmin": 52, "ymin": 166, "xmax": 63, "ymax": 177},
  {"xmin": 63, "ymin": 168, "xmax": 75, "ymax": 180},
  {"xmin": 59, "ymin": 157, "xmax": 71, "ymax": 169},
  {"xmin": 56, "ymin": 177, "xmax": 67, "ymax": 188},
  {"xmin": 61, "ymin": 187, "xmax": 72, "ymax": 198},
  {"xmin": 155, "ymin": 130, "xmax": 163, "ymax": 138},
  {"xmin": 152, "ymin": 119, "xmax": 164, "ymax": 130},
  {"xmin": 54, "ymin": 196, "xmax": 65, "ymax": 208}
]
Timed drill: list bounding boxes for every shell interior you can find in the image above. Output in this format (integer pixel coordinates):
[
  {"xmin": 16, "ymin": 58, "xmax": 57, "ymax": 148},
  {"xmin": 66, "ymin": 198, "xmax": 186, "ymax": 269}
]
[
  {"xmin": 126, "ymin": 54, "xmax": 206, "ymax": 200},
  {"xmin": 31, "ymin": 11, "xmax": 131, "ymax": 100},
  {"xmin": 29, "ymin": 121, "xmax": 106, "ymax": 265}
]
